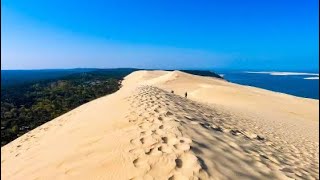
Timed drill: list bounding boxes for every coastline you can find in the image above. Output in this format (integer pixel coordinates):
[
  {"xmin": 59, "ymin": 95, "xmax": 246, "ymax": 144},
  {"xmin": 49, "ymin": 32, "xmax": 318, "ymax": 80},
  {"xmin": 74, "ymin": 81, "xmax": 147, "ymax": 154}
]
[
  {"xmin": 216, "ymin": 70, "xmax": 319, "ymax": 100},
  {"xmin": 227, "ymin": 80, "xmax": 319, "ymax": 101},
  {"xmin": 2, "ymin": 70, "xmax": 319, "ymax": 179}
]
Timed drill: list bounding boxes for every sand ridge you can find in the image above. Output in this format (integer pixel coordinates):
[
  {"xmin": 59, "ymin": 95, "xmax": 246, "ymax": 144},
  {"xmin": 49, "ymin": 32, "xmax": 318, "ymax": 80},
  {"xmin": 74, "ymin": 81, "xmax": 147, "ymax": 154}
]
[
  {"xmin": 1, "ymin": 70, "xmax": 319, "ymax": 180},
  {"xmin": 126, "ymin": 86, "xmax": 318, "ymax": 179}
]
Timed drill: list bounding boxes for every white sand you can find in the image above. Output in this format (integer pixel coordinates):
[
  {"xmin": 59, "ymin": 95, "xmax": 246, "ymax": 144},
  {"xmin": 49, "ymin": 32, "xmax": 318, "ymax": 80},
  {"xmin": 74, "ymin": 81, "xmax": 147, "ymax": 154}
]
[{"xmin": 1, "ymin": 70, "xmax": 319, "ymax": 180}]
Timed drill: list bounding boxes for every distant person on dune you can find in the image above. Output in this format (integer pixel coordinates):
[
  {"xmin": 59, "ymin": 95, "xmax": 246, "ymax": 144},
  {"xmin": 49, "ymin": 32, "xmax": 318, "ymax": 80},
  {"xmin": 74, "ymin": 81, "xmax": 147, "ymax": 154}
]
[{"xmin": 185, "ymin": 92, "xmax": 187, "ymax": 98}]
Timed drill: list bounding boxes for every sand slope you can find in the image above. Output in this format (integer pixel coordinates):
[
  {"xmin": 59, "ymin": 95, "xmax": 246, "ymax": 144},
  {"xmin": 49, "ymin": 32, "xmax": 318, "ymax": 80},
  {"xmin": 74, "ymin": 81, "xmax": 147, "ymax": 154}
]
[{"xmin": 1, "ymin": 70, "xmax": 319, "ymax": 180}]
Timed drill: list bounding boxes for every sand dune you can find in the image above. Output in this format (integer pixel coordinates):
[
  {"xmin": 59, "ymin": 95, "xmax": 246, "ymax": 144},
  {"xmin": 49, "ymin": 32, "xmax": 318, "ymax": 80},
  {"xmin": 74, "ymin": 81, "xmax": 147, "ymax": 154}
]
[{"xmin": 1, "ymin": 70, "xmax": 319, "ymax": 180}]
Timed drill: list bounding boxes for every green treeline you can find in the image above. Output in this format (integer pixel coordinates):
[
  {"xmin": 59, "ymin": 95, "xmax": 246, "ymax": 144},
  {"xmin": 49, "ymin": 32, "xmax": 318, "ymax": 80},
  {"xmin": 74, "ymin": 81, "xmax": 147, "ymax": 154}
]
[{"xmin": 1, "ymin": 69, "xmax": 136, "ymax": 146}]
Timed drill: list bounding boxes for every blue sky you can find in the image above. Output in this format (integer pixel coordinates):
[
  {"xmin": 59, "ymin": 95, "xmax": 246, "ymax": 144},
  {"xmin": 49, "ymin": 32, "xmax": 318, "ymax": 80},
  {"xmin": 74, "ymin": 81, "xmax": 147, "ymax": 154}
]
[{"xmin": 1, "ymin": 0, "xmax": 319, "ymax": 71}]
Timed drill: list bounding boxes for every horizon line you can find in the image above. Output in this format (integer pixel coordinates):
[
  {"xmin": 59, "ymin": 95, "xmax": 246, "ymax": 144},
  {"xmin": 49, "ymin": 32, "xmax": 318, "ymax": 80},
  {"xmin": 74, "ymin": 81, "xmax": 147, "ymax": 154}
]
[{"xmin": 1, "ymin": 67, "xmax": 319, "ymax": 72}]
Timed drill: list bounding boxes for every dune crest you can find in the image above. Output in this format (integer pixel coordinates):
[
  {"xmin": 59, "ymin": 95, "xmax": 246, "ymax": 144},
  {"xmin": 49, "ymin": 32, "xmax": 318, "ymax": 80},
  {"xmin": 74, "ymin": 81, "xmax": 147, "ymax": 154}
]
[{"xmin": 1, "ymin": 70, "xmax": 319, "ymax": 180}]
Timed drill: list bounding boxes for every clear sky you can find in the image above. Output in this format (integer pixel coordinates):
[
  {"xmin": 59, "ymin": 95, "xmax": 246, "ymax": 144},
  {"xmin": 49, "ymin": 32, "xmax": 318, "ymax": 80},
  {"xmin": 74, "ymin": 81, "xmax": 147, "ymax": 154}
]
[{"xmin": 1, "ymin": 0, "xmax": 319, "ymax": 71}]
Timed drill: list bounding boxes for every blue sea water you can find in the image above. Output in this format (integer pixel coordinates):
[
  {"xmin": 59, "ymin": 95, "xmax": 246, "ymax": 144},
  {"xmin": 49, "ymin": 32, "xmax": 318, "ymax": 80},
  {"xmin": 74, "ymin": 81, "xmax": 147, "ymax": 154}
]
[
  {"xmin": 214, "ymin": 71, "xmax": 319, "ymax": 100},
  {"xmin": 2, "ymin": 69, "xmax": 319, "ymax": 99}
]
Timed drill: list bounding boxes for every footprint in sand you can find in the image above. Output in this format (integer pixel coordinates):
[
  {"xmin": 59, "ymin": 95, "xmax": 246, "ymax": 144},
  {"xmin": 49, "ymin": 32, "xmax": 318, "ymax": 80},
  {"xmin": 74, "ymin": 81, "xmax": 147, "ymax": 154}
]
[
  {"xmin": 161, "ymin": 137, "xmax": 168, "ymax": 144},
  {"xmin": 140, "ymin": 131, "xmax": 150, "ymax": 136},
  {"xmin": 173, "ymin": 152, "xmax": 206, "ymax": 178},
  {"xmin": 165, "ymin": 111, "xmax": 174, "ymax": 116},
  {"xmin": 174, "ymin": 143, "xmax": 191, "ymax": 152},
  {"xmin": 139, "ymin": 136, "xmax": 156, "ymax": 146},
  {"xmin": 139, "ymin": 123, "xmax": 151, "ymax": 130},
  {"xmin": 133, "ymin": 158, "xmax": 150, "ymax": 171},
  {"xmin": 130, "ymin": 138, "xmax": 141, "ymax": 145},
  {"xmin": 145, "ymin": 147, "xmax": 162, "ymax": 156},
  {"xmin": 157, "ymin": 144, "xmax": 174, "ymax": 153}
]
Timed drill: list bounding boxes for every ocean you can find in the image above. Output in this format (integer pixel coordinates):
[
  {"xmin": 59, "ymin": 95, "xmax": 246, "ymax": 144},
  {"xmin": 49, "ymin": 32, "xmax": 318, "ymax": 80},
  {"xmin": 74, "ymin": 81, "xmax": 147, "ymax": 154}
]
[
  {"xmin": 2, "ymin": 69, "xmax": 319, "ymax": 99},
  {"xmin": 215, "ymin": 70, "xmax": 319, "ymax": 100}
]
